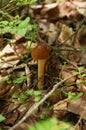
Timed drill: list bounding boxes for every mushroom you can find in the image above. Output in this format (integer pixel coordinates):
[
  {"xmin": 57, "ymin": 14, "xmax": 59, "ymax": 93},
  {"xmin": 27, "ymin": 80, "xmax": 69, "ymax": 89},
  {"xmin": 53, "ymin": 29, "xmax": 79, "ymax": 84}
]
[{"xmin": 31, "ymin": 44, "xmax": 49, "ymax": 89}]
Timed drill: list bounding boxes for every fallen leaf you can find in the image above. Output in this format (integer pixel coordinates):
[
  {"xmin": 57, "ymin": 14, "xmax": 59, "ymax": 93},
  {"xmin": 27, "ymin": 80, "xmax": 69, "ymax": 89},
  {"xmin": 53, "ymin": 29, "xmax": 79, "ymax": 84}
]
[
  {"xmin": 61, "ymin": 70, "xmax": 76, "ymax": 84},
  {"xmin": 4, "ymin": 109, "xmax": 20, "ymax": 125}
]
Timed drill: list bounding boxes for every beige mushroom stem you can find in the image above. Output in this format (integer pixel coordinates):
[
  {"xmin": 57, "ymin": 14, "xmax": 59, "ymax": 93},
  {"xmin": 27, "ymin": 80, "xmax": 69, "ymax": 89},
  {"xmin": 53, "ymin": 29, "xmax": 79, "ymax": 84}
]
[
  {"xmin": 38, "ymin": 59, "xmax": 46, "ymax": 89},
  {"xmin": 31, "ymin": 44, "xmax": 49, "ymax": 89}
]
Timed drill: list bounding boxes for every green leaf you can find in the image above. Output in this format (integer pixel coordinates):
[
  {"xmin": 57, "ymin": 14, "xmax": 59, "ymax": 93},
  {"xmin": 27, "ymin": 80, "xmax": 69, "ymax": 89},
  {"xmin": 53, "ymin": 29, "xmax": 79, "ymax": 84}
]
[
  {"xmin": 17, "ymin": 28, "xmax": 27, "ymax": 36},
  {"xmin": 5, "ymin": 76, "xmax": 12, "ymax": 84},
  {"xmin": 29, "ymin": 0, "xmax": 37, "ymax": 4},
  {"xmin": 26, "ymin": 89, "xmax": 34, "ymax": 95},
  {"xmin": 78, "ymin": 66, "xmax": 84, "ymax": 72},
  {"xmin": 68, "ymin": 92, "xmax": 76, "ymax": 100},
  {"xmin": 40, "ymin": 114, "xmax": 49, "ymax": 120},
  {"xmin": 28, "ymin": 117, "xmax": 57, "ymax": 130},
  {"xmin": 28, "ymin": 117, "xmax": 73, "ymax": 130},
  {"xmin": 72, "ymin": 71, "xmax": 79, "ymax": 75},
  {"xmin": 12, "ymin": 98, "xmax": 19, "ymax": 103},
  {"xmin": 34, "ymin": 96, "xmax": 41, "ymax": 102},
  {"xmin": 0, "ymin": 115, "xmax": 6, "ymax": 122},
  {"xmin": 35, "ymin": 122, "xmax": 45, "ymax": 130},
  {"xmin": 19, "ymin": 99, "xmax": 26, "ymax": 104},
  {"xmin": 72, "ymin": 92, "xmax": 83, "ymax": 101},
  {"xmin": 13, "ymin": 93, "xmax": 20, "ymax": 98},
  {"xmin": 27, "ymin": 24, "xmax": 37, "ymax": 31},
  {"xmin": 0, "ymin": 20, "xmax": 8, "ymax": 25},
  {"xmin": 19, "ymin": 17, "xmax": 30, "ymax": 27},
  {"xmin": 33, "ymin": 90, "xmax": 41, "ymax": 96},
  {"xmin": 13, "ymin": 76, "xmax": 26, "ymax": 84},
  {"xmin": 81, "ymin": 74, "xmax": 86, "ymax": 78},
  {"xmin": 2, "ymin": 26, "xmax": 10, "ymax": 33},
  {"xmin": 20, "ymin": 94, "xmax": 27, "ymax": 99},
  {"xmin": 68, "ymin": 92, "xmax": 83, "ymax": 101}
]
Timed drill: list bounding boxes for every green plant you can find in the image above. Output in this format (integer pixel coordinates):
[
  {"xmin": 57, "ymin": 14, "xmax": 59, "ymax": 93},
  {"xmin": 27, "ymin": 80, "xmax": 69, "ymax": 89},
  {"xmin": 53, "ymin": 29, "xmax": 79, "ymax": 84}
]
[
  {"xmin": 61, "ymin": 66, "xmax": 85, "ymax": 101},
  {"xmin": 0, "ymin": 114, "xmax": 6, "ymax": 122},
  {"xmin": 73, "ymin": 66, "xmax": 86, "ymax": 87},
  {"xmin": 5, "ymin": 76, "xmax": 12, "ymax": 84},
  {"xmin": 0, "ymin": 0, "xmax": 38, "ymax": 42},
  {"xmin": 10, "ymin": 0, "xmax": 37, "ymax": 5},
  {"xmin": 73, "ymin": 66, "xmax": 84, "ymax": 76},
  {"xmin": 26, "ymin": 89, "xmax": 42, "ymax": 102},
  {"xmin": 0, "ymin": 0, "xmax": 37, "ymax": 8},
  {"xmin": 0, "ymin": 16, "xmax": 37, "ymax": 37},
  {"xmin": 62, "ymin": 62, "xmax": 67, "ymax": 71},
  {"xmin": 40, "ymin": 114, "xmax": 49, "ymax": 120},
  {"xmin": 28, "ymin": 117, "xmax": 73, "ymax": 130},
  {"xmin": 13, "ymin": 92, "xmax": 28, "ymax": 104},
  {"xmin": 5, "ymin": 75, "xmax": 27, "ymax": 84},
  {"xmin": 12, "ymin": 89, "xmax": 42, "ymax": 104},
  {"xmin": 13, "ymin": 75, "xmax": 27, "ymax": 84},
  {"xmin": 68, "ymin": 92, "xmax": 83, "ymax": 101}
]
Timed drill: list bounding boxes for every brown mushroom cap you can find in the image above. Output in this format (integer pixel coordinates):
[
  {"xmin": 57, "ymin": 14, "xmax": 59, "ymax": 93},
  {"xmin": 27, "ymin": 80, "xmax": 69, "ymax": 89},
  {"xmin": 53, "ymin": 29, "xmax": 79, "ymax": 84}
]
[{"xmin": 31, "ymin": 44, "xmax": 49, "ymax": 60}]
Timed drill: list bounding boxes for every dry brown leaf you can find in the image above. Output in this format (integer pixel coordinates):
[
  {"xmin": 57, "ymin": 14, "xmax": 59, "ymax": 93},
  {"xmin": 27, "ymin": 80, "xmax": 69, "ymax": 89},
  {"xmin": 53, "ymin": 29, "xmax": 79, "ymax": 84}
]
[
  {"xmin": 0, "ymin": 85, "xmax": 12, "ymax": 97},
  {"xmin": 53, "ymin": 98, "xmax": 69, "ymax": 119},
  {"xmin": 67, "ymin": 97, "xmax": 86, "ymax": 120},
  {"xmin": 61, "ymin": 70, "xmax": 76, "ymax": 84},
  {"xmin": 0, "ymin": 60, "xmax": 19, "ymax": 69},
  {"xmin": 76, "ymin": 78, "xmax": 86, "ymax": 92},
  {"xmin": 58, "ymin": 1, "xmax": 76, "ymax": 18},
  {"xmin": 48, "ymin": 89, "xmax": 62, "ymax": 104},
  {"xmin": 54, "ymin": 96, "xmax": 86, "ymax": 120},
  {"xmin": 58, "ymin": 24, "xmax": 74, "ymax": 45},
  {"xmin": 15, "ymin": 122, "xmax": 28, "ymax": 130},
  {"xmin": 4, "ymin": 109, "xmax": 20, "ymax": 125},
  {"xmin": 0, "ymin": 44, "xmax": 14, "ymax": 57}
]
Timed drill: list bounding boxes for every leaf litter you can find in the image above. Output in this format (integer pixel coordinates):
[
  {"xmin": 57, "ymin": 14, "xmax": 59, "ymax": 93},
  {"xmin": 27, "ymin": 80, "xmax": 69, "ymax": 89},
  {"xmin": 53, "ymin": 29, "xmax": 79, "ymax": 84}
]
[{"xmin": 0, "ymin": 0, "xmax": 86, "ymax": 130}]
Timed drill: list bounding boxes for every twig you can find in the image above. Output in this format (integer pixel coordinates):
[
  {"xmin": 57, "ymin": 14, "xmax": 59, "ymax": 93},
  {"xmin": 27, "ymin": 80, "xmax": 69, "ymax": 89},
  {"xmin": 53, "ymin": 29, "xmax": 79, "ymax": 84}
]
[
  {"xmin": 58, "ymin": 55, "xmax": 78, "ymax": 69},
  {"xmin": 25, "ymin": 64, "xmax": 31, "ymax": 87},
  {"xmin": 8, "ymin": 70, "xmax": 86, "ymax": 130}
]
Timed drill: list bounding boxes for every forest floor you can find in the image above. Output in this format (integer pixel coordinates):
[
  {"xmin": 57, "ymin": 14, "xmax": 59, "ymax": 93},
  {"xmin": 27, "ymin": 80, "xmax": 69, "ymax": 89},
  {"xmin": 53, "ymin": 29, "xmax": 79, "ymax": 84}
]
[{"xmin": 0, "ymin": 0, "xmax": 86, "ymax": 130}]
